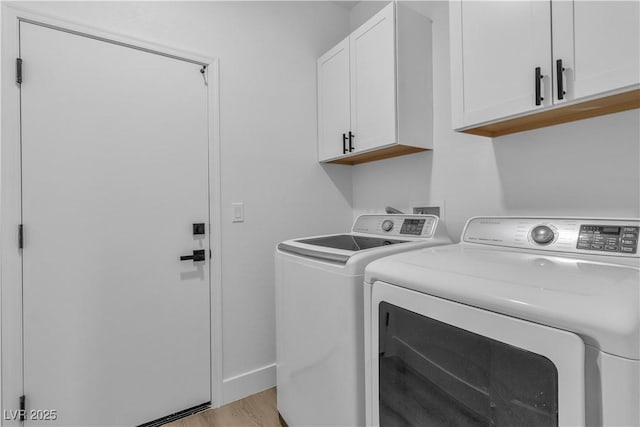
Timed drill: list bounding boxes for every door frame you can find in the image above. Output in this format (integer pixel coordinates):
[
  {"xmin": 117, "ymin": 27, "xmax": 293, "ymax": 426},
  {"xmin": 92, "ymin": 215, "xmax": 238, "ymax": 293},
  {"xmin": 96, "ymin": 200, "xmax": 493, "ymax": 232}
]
[{"xmin": 0, "ymin": 4, "xmax": 224, "ymax": 422}]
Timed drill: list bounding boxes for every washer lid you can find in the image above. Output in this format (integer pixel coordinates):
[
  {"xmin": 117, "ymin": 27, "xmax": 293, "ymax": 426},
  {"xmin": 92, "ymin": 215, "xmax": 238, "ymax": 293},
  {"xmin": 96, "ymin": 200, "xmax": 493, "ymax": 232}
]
[
  {"xmin": 365, "ymin": 244, "xmax": 640, "ymax": 359},
  {"xmin": 278, "ymin": 235, "xmax": 410, "ymax": 264},
  {"xmin": 296, "ymin": 234, "xmax": 409, "ymax": 251}
]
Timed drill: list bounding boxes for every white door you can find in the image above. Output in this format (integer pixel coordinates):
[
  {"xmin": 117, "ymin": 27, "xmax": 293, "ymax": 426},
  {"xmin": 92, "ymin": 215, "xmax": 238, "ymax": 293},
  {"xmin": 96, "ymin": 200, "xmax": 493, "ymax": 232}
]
[
  {"xmin": 368, "ymin": 282, "xmax": 586, "ymax": 427},
  {"xmin": 552, "ymin": 0, "xmax": 640, "ymax": 103},
  {"xmin": 349, "ymin": 2, "xmax": 397, "ymax": 153},
  {"xmin": 317, "ymin": 38, "xmax": 351, "ymax": 161},
  {"xmin": 20, "ymin": 22, "xmax": 211, "ymax": 426},
  {"xmin": 450, "ymin": 1, "xmax": 552, "ymax": 128}
]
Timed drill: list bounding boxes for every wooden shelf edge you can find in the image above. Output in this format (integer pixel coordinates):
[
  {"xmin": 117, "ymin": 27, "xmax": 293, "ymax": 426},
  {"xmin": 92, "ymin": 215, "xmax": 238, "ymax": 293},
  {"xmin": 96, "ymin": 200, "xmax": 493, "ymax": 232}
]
[
  {"xmin": 461, "ymin": 88, "xmax": 640, "ymax": 138},
  {"xmin": 326, "ymin": 145, "xmax": 429, "ymax": 165}
]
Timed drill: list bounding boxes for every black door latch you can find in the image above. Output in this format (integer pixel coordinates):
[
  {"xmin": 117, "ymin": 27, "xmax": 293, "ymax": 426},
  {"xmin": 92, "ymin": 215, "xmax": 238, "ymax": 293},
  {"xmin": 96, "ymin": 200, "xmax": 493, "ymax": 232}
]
[{"xmin": 180, "ymin": 249, "xmax": 206, "ymax": 262}]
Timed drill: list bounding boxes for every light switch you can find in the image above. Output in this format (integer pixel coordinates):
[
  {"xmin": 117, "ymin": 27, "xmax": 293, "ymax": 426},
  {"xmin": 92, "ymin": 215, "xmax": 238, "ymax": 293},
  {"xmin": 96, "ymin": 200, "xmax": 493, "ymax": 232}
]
[{"xmin": 232, "ymin": 202, "xmax": 244, "ymax": 223}]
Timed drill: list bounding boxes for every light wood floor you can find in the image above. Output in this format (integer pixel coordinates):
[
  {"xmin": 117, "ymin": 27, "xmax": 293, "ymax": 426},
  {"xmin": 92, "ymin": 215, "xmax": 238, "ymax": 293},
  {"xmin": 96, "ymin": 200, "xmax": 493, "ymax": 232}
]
[{"xmin": 165, "ymin": 388, "xmax": 281, "ymax": 427}]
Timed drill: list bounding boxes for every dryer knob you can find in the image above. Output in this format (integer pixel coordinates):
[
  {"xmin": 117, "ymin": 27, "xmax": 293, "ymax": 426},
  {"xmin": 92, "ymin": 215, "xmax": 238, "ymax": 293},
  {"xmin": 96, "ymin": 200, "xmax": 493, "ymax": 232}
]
[
  {"xmin": 381, "ymin": 220, "xmax": 394, "ymax": 232},
  {"xmin": 531, "ymin": 225, "xmax": 555, "ymax": 244}
]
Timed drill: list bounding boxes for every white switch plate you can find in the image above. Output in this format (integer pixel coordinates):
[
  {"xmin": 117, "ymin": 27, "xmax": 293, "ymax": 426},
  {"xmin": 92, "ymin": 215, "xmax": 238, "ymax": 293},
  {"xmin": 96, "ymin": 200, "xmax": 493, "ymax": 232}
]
[{"xmin": 232, "ymin": 202, "xmax": 244, "ymax": 223}]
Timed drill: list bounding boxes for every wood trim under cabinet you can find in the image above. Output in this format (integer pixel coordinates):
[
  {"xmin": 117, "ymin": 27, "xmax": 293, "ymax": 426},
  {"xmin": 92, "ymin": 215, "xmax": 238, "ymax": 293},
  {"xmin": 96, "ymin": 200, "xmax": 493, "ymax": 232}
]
[
  {"xmin": 461, "ymin": 89, "xmax": 640, "ymax": 138},
  {"xmin": 326, "ymin": 144, "xmax": 429, "ymax": 165}
]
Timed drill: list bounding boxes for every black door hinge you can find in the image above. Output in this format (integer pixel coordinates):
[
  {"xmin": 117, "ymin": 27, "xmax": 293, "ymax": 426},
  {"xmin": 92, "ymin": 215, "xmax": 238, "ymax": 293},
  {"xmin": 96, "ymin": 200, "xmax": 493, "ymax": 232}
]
[
  {"xmin": 16, "ymin": 58, "xmax": 23, "ymax": 85},
  {"xmin": 18, "ymin": 224, "xmax": 24, "ymax": 249},
  {"xmin": 19, "ymin": 395, "xmax": 26, "ymax": 421}
]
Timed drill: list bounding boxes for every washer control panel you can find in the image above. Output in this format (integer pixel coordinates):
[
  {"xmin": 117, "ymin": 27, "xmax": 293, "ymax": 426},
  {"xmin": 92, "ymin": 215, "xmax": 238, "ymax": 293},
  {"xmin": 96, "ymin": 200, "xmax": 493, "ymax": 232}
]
[
  {"xmin": 399, "ymin": 218, "xmax": 426, "ymax": 235},
  {"xmin": 353, "ymin": 215, "xmax": 437, "ymax": 238},
  {"xmin": 463, "ymin": 217, "xmax": 640, "ymax": 257},
  {"xmin": 577, "ymin": 225, "xmax": 638, "ymax": 254}
]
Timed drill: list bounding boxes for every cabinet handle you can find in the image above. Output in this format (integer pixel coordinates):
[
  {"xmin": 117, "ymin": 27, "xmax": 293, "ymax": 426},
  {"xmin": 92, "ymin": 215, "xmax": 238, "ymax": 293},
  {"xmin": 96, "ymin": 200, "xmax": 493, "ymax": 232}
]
[
  {"xmin": 535, "ymin": 67, "xmax": 544, "ymax": 106},
  {"xmin": 348, "ymin": 131, "xmax": 354, "ymax": 152},
  {"xmin": 556, "ymin": 59, "xmax": 566, "ymax": 100},
  {"xmin": 342, "ymin": 133, "xmax": 348, "ymax": 154}
]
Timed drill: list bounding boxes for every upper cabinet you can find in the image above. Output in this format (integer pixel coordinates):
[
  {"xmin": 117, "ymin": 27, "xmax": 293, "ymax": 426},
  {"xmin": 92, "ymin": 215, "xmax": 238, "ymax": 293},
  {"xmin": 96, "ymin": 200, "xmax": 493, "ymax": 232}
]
[
  {"xmin": 552, "ymin": 1, "xmax": 639, "ymax": 101},
  {"xmin": 450, "ymin": 0, "xmax": 640, "ymax": 137},
  {"xmin": 450, "ymin": 2, "xmax": 553, "ymax": 127},
  {"xmin": 318, "ymin": 39, "xmax": 351, "ymax": 161},
  {"xmin": 318, "ymin": 2, "xmax": 433, "ymax": 165},
  {"xmin": 349, "ymin": 5, "xmax": 397, "ymax": 156}
]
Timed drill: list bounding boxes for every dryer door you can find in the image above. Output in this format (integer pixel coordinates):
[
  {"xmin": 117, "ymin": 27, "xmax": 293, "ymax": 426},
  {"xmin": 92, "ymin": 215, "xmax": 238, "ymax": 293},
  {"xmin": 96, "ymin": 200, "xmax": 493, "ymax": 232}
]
[{"xmin": 367, "ymin": 281, "xmax": 585, "ymax": 427}]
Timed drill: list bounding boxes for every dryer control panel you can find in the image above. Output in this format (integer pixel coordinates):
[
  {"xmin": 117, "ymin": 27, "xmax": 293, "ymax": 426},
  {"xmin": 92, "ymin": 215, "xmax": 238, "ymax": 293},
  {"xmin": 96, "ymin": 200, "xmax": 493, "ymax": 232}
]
[
  {"xmin": 463, "ymin": 217, "xmax": 640, "ymax": 257},
  {"xmin": 352, "ymin": 215, "xmax": 438, "ymax": 238}
]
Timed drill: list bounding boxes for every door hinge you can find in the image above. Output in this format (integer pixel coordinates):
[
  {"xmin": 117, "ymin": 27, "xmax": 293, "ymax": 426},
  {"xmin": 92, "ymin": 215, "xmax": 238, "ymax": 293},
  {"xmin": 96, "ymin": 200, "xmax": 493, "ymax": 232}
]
[
  {"xmin": 18, "ymin": 224, "xmax": 24, "ymax": 249},
  {"xmin": 19, "ymin": 395, "xmax": 26, "ymax": 421},
  {"xmin": 16, "ymin": 58, "xmax": 23, "ymax": 85}
]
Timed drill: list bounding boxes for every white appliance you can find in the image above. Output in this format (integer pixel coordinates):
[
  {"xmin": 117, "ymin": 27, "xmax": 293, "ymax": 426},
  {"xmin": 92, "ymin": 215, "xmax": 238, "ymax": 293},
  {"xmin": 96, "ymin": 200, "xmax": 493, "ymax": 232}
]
[
  {"xmin": 364, "ymin": 217, "xmax": 640, "ymax": 427},
  {"xmin": 275, "ymin": 214, "xmax": 451, "ymax": 427}
]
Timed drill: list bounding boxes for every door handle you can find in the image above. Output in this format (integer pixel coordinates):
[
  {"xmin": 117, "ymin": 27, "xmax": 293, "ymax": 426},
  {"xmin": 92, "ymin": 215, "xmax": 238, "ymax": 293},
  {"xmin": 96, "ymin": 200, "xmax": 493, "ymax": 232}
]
[
  {"xmin": 556, "ymin": 59, "xmax": 565, "ymax": 100},
  {"xmin": 348, "ymin": 131, "xmax": 354, "ymax": 152},
  {"xmin": 180, "ymin": 249, "xmax": 206, "ymax": 262},
  {"xmin": 342, "ymin": 133, "xmax": 348, "ymax": 154},
  {"xmin": 535, "ymin": 67, "xmax": 544, "ymax": 106}
]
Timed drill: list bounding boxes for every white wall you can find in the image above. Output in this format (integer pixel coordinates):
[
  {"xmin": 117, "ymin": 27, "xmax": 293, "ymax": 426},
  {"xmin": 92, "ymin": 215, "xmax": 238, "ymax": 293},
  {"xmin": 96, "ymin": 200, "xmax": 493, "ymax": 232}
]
[
  {"xmin": 349, "ymin": 0, "xmax": 388, "ymax": 30},
  {"xmin": 350, "ymin": 1, "xmax": 640, "ymax": 239},
  {"xmin": 2, "ymin": 0, "xmax": 352, "ymax": 405},
  {"xmin": 4, "ymin": 0, "xmax": 639, "ymax": 411}
]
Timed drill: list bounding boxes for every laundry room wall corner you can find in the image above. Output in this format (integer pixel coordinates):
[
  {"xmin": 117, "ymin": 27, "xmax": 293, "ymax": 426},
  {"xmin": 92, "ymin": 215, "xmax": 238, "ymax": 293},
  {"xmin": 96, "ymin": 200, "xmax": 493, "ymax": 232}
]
[{"xmin": 0, "ymin": 1, "xmax": 353, "ymax": 410}]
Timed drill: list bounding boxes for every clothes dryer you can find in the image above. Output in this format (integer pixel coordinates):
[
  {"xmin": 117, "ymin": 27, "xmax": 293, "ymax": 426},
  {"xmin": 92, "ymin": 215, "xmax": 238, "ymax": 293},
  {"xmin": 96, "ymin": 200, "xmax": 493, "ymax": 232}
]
[{"xmin": 364, "ymin": 217, "xmax": 639, "ymax": 427}]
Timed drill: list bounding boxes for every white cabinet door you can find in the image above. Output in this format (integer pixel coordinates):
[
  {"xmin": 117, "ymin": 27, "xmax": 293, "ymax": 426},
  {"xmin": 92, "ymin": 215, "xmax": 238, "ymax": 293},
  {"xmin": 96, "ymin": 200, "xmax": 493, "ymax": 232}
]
[
  {"xmin": 350, "ymin": 3, "xmax": 397, "ymax": 153},
  {"xmin": 317, "ymin": 38, "xmax": 350, "ymax": 161},
  {"xmin": 450, "ymin": 1, "xmax": 552, "ymax": 128},
  {"xmin": 552, "ymin": 0, "xmax": 640, "ymax": 103}
]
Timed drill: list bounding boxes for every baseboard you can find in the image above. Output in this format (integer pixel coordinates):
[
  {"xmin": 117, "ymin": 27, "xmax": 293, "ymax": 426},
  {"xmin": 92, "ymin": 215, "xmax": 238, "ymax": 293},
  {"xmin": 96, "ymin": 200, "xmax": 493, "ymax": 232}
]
[{"xmin": 222, "ymin": 363, "xmax": 276, "ymax": 405}]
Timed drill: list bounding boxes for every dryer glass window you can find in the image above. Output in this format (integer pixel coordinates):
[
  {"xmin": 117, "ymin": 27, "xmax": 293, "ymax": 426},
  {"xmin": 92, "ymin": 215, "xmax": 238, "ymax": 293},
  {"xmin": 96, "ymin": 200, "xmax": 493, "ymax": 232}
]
[{"xmin": 378, "ymin": 302, "xmax": 559, "ymax": 427}]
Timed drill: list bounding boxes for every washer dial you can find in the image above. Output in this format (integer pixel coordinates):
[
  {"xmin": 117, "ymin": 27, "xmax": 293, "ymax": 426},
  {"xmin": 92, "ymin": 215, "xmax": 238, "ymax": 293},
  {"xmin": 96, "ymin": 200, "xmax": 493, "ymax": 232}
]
[
  {"xmin": 381, "ymin": 220, "xmax": 394, "ymax": 232},
  {"xmin": 531, "ymin": 225, "xmax": 556, "ymax": 245}
]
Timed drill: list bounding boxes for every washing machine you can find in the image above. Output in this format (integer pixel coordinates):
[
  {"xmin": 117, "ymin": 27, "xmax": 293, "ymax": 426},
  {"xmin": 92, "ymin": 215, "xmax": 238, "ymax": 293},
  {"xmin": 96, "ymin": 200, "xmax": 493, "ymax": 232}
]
[
  {"xmin": 275, "ymin": 214, "xmax": 451, "ymax": 427},
  {"xmin": 364, "ymin": 216, "xmax": 639, "ymax": 427}
]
